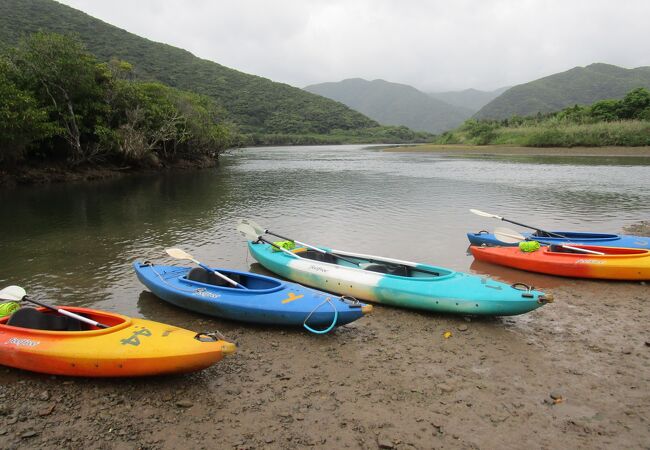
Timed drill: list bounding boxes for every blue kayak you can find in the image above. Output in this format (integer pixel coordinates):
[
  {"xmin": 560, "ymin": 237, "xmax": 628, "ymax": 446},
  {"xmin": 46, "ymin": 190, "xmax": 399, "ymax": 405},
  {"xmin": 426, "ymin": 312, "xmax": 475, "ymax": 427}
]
[
  {"xmin": 133, "ymin": 261, "xmax": 371, "ymax": 333},
  {"xmin": 467, "ymin": 230, "xmax": 650, "ymax": 249}
]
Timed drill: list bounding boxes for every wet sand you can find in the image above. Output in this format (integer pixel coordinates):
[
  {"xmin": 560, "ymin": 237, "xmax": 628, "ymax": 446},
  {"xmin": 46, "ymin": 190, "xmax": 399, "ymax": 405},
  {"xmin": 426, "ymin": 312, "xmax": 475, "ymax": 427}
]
[
  {"xmin": 386, "ymin": 144, "xmax": 650, "ymax": 157},
  {"xmin": 2, "ymin": 233, "xmax": 649, "ymax": 449}
]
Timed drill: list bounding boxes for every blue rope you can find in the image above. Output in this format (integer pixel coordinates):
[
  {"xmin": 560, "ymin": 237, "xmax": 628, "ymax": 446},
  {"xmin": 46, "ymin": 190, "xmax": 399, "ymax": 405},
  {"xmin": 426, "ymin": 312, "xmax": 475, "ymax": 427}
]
[{"xmin": 303, "ymin": 298, "xmax": 338, "ymax": 334}]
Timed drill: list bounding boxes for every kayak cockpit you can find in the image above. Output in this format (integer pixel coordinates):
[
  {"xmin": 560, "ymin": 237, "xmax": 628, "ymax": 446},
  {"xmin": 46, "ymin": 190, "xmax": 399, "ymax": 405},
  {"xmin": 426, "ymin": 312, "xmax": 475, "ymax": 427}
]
[
  {"xmin": 295, "ymin": 249, "xmax": 452, "ymax": 279},
  {"xmin": 183, "ymin": 267, "xmax": 283, "ymax": 291},
  {"xmin": 0, "ymin": 307, "xmax": 126, "ymax": 332},
  {"xmin": 532, "ymin": 231, "xmax": 619, "ymax": 240},
  {"xmin": 548, "ymin": 245, "xmax": 648, "ymax": 256}
]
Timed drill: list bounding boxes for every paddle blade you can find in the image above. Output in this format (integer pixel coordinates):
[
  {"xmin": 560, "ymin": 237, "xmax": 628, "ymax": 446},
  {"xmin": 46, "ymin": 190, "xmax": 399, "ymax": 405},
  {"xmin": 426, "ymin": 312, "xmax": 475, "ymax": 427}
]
[
  {"xmin": 165, "ymin": 248, "xmax": 193, "ymax": 261},
  {"xmin": 470, "ymin": 209, "xmax": 502, "ymax": 219},
  {"xmin": 494, "ymin": 227, "xmax": 525, "ymax": 244},
  {"xmin": 0, "ymin": 285, "xmax": 26, "ymax": 301},
  {"xmin": 237, "ymin": 218, "xmax": 266, "ymax": 236},
  {"xmin": 237, "ymin": 222, "xmax": 261, "ymax": 241}
]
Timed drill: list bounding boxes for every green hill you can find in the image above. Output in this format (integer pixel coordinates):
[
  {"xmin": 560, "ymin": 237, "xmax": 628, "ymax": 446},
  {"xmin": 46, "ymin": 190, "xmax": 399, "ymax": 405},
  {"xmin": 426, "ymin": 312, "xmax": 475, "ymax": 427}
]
[
  {"xmin": 0, "ymin": 0, "xmax": 382, "ymax": 138},
  {"xmin": 428, "ymin": 87, "xmax": 509, "ymax": 113},
  {"xmin": 475, "ymin": 63, "xmax": 650, "ymax": 120},
  {"xmin": 304, "ymin": 78, "xmax": 473, "ymax": 133}
]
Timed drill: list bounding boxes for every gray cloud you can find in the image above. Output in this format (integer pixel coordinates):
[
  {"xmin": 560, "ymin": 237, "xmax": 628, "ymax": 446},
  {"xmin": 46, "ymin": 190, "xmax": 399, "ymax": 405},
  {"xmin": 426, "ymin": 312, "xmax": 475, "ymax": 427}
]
[{"xmin": 57, "ymin": 0, "xmax": 650, "ymax": 91}]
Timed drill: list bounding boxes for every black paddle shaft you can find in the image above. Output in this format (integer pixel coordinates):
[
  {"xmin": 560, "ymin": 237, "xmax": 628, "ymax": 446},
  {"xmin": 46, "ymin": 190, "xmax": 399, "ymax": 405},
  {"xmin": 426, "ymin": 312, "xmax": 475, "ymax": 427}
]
[{"xmin": 500, "ymin": 218, "xmax": 566, "ymax": 238}]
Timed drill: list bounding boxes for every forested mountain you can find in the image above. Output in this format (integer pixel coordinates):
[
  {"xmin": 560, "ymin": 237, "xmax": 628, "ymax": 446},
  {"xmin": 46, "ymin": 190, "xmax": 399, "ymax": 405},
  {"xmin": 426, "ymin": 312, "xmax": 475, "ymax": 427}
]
[
  {"xmin": 475, "ymin": 63, "xmax": 650, "ymax": 120},
  {"xmin": 429, "ymin": 87, "xmax": 509, "ymax": 112},
  {"xmin": 304, "ymin": 78, "xmax": 473, "ymax": 133},
  {"xmin": 0, "ymin": 0, "xmax": 385, "ymax": 138}
]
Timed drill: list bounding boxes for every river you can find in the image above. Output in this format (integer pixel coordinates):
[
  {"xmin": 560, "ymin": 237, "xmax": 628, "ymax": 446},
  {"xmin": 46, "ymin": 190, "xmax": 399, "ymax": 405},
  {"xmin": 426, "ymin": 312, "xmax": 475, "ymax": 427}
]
[{"xmin": 1, "ymin": 145, "xmax": 649, "ymax": 317}]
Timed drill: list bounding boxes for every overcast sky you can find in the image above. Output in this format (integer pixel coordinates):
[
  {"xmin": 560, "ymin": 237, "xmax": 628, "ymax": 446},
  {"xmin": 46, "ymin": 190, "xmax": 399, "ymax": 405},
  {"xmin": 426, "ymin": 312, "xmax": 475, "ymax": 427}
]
[{"xmin": 57, "ymin": 0, "xmax": 650, "ymax": 92}]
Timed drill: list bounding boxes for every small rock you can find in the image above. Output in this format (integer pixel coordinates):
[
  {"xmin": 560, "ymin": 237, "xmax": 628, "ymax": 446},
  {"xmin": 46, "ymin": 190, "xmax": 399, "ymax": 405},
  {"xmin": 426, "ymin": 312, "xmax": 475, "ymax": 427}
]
[
  {"xmin": 175, "ymin": 400, "xmax": 193, "ymax": 408},
  {"xmin": 0, "ymin": 429, "xmax": 6, "ymax": 436},
  {"xmin": 550, "ymin": 391, "xmax": 564, "ymax": 403},
  {"xmin": 21, "ymin": 431, "xmax": 38, "ymax": 439},
  {"xmin": 38, "ymin": 404, "xmax": 56, "ymax": 417},
  {"xmin": 438, "ymin": 383, "xmax": 454, "ymax": 393},
  {"xmin": 457, "ymin": 324, "xmax": 468, "ymax": 332},
  {"xmin": 161, "ymin": 394, "xmax": 173, "ymax": 402},
  {"xmin": 39, "ymin": 391, "xmax": 50, "ymax": 401},
  {"xmin": 378, "ymin": 438, "xmax": 394, "ymax": 449},
  {"xmin": 264, "ymin": 437, "xmax": 275, "ymax": 444},
  {"xmin": 622, "ymin": 348, "xmax": 633, "ymax": 355}
]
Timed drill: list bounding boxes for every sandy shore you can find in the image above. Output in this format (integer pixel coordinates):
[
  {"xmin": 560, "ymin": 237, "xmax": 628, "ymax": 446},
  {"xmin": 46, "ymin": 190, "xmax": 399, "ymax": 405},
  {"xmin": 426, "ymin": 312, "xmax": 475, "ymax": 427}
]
[
  {"xmin": 2, "ymin": 231, "xmax": 649, "ymax": 449},
  {"xmin": 385, "ymin": 144, "xmax": 650, "ymax": 157}
]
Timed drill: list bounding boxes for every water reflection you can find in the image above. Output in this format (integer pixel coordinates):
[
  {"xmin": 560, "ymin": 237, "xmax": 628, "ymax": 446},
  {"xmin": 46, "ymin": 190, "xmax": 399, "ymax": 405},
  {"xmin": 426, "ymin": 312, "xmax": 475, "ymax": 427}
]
[{"xmin": 1, "ymin": 145, "xmax": 648, "ymax": 317}]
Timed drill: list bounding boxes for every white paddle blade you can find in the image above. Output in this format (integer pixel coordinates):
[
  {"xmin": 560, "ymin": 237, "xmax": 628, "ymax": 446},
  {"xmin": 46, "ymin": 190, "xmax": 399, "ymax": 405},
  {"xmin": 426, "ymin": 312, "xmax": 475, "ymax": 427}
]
[
  {"xmin": 237, "ymin": 222, "xmax": 261, "ymax": 241},
  {"xmin": 237, "ymin": 218, "xmax": 266, "ymax": 235},
  {"xmin": 494, "ymin": 227, "xmax": 525, "ymax": 244},
  {"xmin": 165, "ymin": 248, "xmax": 193, "ymax": 261},
  {"xmin": 470, "ymin": 209, "xmax": 502, "ymax": 219},
  {"xmin": 0, "ymin": 285, "xmax": 26, "ymax": 301}
]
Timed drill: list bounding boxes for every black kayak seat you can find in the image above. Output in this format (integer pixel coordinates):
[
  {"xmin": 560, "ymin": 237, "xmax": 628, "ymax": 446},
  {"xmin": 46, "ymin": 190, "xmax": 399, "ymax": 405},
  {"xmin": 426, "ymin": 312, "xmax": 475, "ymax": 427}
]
[
  {"xmin": 7, "ymin": 307, "xmax": 85, "ymax": 331},
  {"xmin": 297, "ymin": 250, "xmax": 339, "ymax": 264},
  {"xmin": 187, "ymin": 267, "xmax": 243, "ymax": 287},
  {"xmin": 364, "ymin": 264, "xmax": 389, "ymax": 274}
]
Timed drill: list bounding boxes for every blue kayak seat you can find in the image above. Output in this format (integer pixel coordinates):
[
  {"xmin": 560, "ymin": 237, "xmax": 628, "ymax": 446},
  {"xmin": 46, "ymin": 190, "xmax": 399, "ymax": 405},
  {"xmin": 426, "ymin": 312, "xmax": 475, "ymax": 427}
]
[
  {"xmin": 187, "ymin": 267, "xmax": 242, "ymax": 287},
  {"xmin": 7, "ymin": 307, "xmax": 84, "ymax": 331}
]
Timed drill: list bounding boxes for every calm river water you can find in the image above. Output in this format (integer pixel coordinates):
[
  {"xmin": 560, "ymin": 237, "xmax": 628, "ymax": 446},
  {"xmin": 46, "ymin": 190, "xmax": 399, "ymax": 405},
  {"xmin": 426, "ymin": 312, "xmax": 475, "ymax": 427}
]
[{"xmin": 1, "ymin": 145, "xmax": 649, "ymax": 317}]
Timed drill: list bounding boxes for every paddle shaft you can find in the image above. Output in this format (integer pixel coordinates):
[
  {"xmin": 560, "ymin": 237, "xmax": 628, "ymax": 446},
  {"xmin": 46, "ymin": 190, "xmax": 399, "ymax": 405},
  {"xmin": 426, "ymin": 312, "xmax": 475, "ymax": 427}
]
[
  {"xmin": 496, "ymin": 217, "xmax": 566, "ymax": 239},
  {"xmin": 495, "ymin": 230, "xmax": 605, "ymax": 255},
  {"xmin": 23, "ymin": 296, "xmax": 110, "ymax": 329},
  {"xmin": 264, "ymin": 229, "xmax": 361, "ymax": 267},
  {"xmin": 193, "ymin": 260, "xmax": 249, "ymax": 289}
]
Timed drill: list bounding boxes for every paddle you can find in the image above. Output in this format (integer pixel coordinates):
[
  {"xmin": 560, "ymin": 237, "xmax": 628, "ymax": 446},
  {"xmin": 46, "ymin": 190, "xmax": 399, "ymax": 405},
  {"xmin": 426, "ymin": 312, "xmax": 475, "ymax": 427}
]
[
  {"xmin": 494, "ymin": 227, "xmax": 605, "ymax": 255},
  {"xmin": 238, "ymin": 220, "xmax": 442, "ymax": 276},
  {"xmin": 165, "ymin": 248, "xmax": 248, "ymax": 289},
  {"xmin": 237, "ymin": 222, "xmax": 302, "ymax": 259},
  {"xmin": 238, "ymin": 218, "xmax": 362, "ymax": 267},
  {"xmin": 0, "ymin": 285, "xmax": 110, "ymax": 329},
  {"xmin": 470, "ymin": 209, "xmax": 567, "ymax": 238}
]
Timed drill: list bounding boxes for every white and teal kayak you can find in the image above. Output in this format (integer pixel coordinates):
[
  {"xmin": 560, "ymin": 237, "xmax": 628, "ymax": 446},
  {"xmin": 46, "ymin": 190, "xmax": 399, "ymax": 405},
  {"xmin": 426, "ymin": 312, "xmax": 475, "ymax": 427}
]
[{"xmin": 246, "ymin": 241, "xmax": 553, "ymax": 316}]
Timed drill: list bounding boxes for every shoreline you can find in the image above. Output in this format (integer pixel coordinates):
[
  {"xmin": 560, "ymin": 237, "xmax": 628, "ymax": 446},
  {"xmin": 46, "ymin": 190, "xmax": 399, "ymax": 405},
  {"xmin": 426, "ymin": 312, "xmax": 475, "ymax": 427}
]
[
  {"xmin": 384, "ymin": 144, "xmax": 650, "ymax": 157},
  {"xmin": 0, "ymin": 158, "xmax": 219, "ymax": 188}
]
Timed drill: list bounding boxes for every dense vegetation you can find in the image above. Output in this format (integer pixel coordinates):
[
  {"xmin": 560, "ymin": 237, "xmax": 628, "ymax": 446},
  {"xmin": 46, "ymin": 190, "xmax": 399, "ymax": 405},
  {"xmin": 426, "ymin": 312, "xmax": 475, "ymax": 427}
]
[
  {"xmin": 1, "ymin": 32, "xmax": 236, "ymax": 167},
  {"xmin": 0, "ymin": 0, "xmax": 418, "ymax": 143},
  {"xmin": 475, "ymin": 63, "xmax": 650, "ymax": 120},
  {"xmin": 436, "ymin": 87, "xmax": 650, "ymax": 147},
  {"xmin": 305, "ymin": 78, "xmax": 470, "ymax": 134}
]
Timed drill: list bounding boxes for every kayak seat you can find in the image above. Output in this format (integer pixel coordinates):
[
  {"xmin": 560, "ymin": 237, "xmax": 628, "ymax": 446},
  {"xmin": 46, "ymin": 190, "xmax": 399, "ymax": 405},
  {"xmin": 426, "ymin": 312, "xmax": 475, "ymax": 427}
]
[
  {"xmin": 7, "ymin": 307, "xmax": 85, "ymax": 331},
  {"xmin": 187, "ymin": 267, "xmax": 242, "ymax": 287},
  {"xmin": 365, "ymin": 264, "xmax": 389, "ymax": 274},
  {"xmin": 298, "ymin": 250, "xmax": 338, "ymax": 264}
]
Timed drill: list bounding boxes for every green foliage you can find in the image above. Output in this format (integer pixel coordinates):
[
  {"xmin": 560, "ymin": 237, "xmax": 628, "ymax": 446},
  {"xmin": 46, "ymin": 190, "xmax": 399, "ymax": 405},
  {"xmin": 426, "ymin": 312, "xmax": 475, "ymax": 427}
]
[
  {"xmin": 1, "ymin": 32, "xmax": 237, "ymax": 167},
  {"xmin": 436, "ymin": 87, "xmax": 650, "ymax": 147},
  {"xmin": 0, "ymin": 57, "xmax": 58, "ymax": 162},
  {"xmin": 476, "ymin": 63, "xmax": 650, "ymax": 120}
]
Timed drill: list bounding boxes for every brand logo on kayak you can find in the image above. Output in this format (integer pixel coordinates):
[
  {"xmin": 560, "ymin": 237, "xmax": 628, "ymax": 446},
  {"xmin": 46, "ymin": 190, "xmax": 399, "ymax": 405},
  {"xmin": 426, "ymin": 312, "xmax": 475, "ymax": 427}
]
[
  {"xmin": 5, "ymin": 337, "xmax": 40, "ymax": 347},
  {"xmin": 120, "ymin": 327, "xmax": 152, "ymax": 346},
  {"xmin": 309, "ymin": 265, "xmax": 328, "ymax": 273},
  {"xmin": 194, "ymin": 288, "xmax": 220, "ymax": 299},
  {"xmin": 575, "ymin": 259, "xmax": 605, "ymax": 265}
]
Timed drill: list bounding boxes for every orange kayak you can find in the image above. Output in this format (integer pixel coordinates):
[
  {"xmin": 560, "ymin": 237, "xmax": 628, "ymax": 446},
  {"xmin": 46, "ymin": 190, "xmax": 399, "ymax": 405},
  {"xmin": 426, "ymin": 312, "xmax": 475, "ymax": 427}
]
[
  {"xmin": 470, "ymin": 244, "xmax": 650, "ymax": 280},
  {"xmin": 0, "ymin": 307, "xmax": 236, "ymax": 377}
]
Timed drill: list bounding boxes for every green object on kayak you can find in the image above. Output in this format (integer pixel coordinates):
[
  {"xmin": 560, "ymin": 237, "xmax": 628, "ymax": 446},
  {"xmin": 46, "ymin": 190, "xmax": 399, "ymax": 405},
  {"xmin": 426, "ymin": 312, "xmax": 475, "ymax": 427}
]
[
  {"xmin": 0, "ymin": 301, "xmax": 20, "ymax": 318},
  {"xmin": 519, "ymin": 241, "xmax": 541, "ymax": 252},
  {"xmin": 270, "ymin": 240, "xmax": 296, "ymax": 252}
]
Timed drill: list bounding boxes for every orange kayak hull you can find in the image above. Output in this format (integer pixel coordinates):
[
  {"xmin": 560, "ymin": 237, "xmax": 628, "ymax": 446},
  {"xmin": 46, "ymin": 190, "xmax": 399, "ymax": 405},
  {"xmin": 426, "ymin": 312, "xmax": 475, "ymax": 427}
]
[
  {"xmin": 470, "ymin": 245, "xmax": 650, "ymax": 280},
  {"xmin": 0, "ymin": 307, "xmax": 236, "ymax": 377}
]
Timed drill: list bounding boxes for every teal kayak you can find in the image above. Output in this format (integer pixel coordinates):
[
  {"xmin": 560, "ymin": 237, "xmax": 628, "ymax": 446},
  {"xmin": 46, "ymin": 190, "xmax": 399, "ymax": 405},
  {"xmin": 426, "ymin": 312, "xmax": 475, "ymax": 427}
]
[{"xmin": 246, "ymin": 241, "xmax": 554, "ymax": 316}]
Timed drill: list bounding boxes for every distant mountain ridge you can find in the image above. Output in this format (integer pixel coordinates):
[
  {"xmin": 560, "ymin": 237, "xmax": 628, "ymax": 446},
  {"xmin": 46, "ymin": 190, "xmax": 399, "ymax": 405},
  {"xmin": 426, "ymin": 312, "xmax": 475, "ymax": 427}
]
[
  {"xmin": 305, "ymin": 78, "xmax": 473, "ymax": 133},
  {"xmin": 0, "ymin": 0, "xmax": 380, "ymax": 136},
  {"xmin": 428, "ymin": 87, "xmax": 510, "ymax": 113},
  {"xmin": 475, "ymin": 63, "xmax": 650, "ymax": 119}
]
